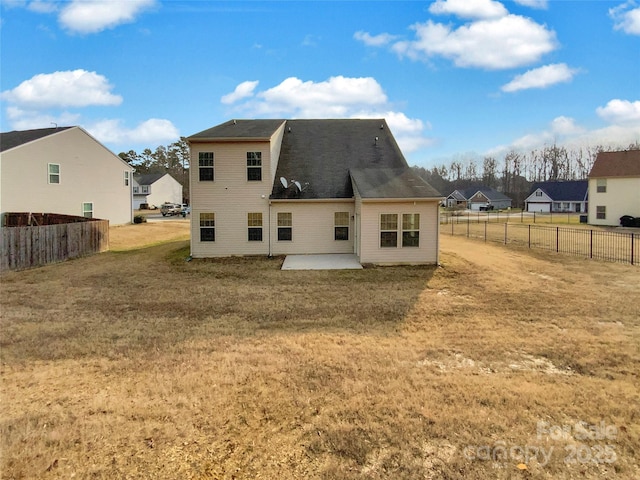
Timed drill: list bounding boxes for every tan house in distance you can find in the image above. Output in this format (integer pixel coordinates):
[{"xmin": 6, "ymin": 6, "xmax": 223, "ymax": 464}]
[
  {"xmin": 588, "ymin": 150, "xmax": 640, "ymax": 226},
  {"xmin": 187, "ymin": 119, "xmax": 443, "ymax": 265},
  {"xmin": 0, "ymin": 126, "xmax": 133, "ymax": 225},
  {"xmin": 133, "ymin": 173, "xmax": 183, "ymax": 209}
]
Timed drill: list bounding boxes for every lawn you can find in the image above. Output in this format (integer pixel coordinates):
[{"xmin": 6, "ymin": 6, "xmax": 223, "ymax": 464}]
[{"xmin": 1, "ymin": 224, "xmax": 639, "ymax": 479}]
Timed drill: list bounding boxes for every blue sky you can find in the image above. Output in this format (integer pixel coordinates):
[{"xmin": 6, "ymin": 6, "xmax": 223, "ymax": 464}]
[{"xmin": 1, "ymin": 0, "xmax": 639, "ymax": 168}]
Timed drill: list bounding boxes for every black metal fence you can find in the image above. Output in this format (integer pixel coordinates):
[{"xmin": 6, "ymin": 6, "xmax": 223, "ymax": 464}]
[
  {"xmin": 441, "ymin": 210, "xmax": 585, "ymax": 225},
  {"xmin": 442, "ymin": 219, "xmax": 638, "ymax": 265}
]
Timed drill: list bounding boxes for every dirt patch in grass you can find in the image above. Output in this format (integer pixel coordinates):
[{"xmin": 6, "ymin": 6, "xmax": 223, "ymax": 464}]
[{"xmin": 1, "ymin": 233, "xmax": 639, "ymax": 479}]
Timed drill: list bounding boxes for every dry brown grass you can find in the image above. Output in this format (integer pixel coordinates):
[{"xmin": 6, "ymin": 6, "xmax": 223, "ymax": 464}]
[{"xmin": 1, "ymin": 223, "xmax": 639, "ymax": 479}]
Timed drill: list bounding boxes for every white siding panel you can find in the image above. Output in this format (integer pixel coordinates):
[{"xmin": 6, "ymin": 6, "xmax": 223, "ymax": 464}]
[
  {"xmin": 588, "ymin": 177, "xmax": 640, "ymax": 226},
  {"xmin": 270, "ymin": 202, "xmax": 355, "ymax": 255},
  {"xmin": 0, "ymin": 127, "xmax": 132, "ymax": 225},
  {"xmin": 359, "ymin": 200, "xmax": 439, "ymax": 265}
]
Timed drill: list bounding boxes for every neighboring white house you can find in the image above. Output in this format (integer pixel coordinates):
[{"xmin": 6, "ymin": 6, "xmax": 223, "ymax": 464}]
[
  {"xmin": 446, "ymin": 187, "xmax": 512, "ymax": 211},
  {"xmin": 0, "ymin": 126, "xmax": 133, "ymax": 225},
  {"xmin": 524, "ymin": 180, "xmax": 588, "ymax": 213},
  {"xmin": 133, "ymin": 173, "xmax": 183, "ymax": 209},
  {"xmin": 588, "ymin": 150, "xmax": 640, "ymax": 226},
  {"xmin": 187, "ymin": 119, "xmax": 444, "ymax": 265}
]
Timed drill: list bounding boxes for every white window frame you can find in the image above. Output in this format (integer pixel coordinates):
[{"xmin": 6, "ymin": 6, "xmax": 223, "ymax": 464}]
[
  {"xmin": 199, "ymin": 152, "xmax": 215, "ymax": 182},
  {"xmin": 334, "ymin": 212, "xmax": 349, "ymax": 241},
  {"xmin": 380, "ymin": 213, "xmax": 398, "ymax": 248},
  {"xmin": 596, "ymin": 179, "xmax": 607, "ymax": 193},
  {"xmin": 402, "ymin": 213, "xmax": 420, "ymax": 248},
  {"xmin": 247, "ymin": 152, "xmax": 262, "ymax": 181},
  {"xmin": 596, "ymin": 206, "xmax": 606, "ymax": 220},
  {"xmin": 277, "ymin": 212, "xmax": 292, "ymax": 241},
  {"xmin": 248, "ymin": 212, "xmax": 263, "ymax": 241},
  {"xmin": 82, "ymin": 202, "xmax": 93, "ymax": 219},
  {"xmin": 200, "ymin": 212, "xmax": 215, "ymax": 242},
  {"xmin": 124, "ymin": 171, "xmax": 130, "ymax": 187},
  {"xmin": 48, "ymin": 163, "xmax": 60, "ymax": 184}
]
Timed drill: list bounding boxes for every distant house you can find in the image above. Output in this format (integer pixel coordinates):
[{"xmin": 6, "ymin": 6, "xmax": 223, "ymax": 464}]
[
  {"xmin": 524, "ymin": 180, "xmax": 588, "ymax": 213},
  {"xmin": 588, "ymin": 150, "xmax": 640, "ymax": 226},
  {"xmin": 132, "ymin": 173, "xmax": 183, "ymax": 209},
  {"xmin": 0, "ymin": 126, "xmax": 133, "ymax": 225},
  {"xmin": 187, "ymin": 119, "xmax": 444, "ymax": 265},
  {"xmin": 446, "ymin": 187, "xmax": 512, "ymax": 211}
]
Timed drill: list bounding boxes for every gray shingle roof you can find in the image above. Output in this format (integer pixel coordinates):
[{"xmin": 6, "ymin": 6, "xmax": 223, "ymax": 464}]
[
  {"xmin": 589, "ymin": 150, "xmax": 640, "ymax": 178},
  {"xmin": 134, "ymin": 173, "xmax": 167, "ymax": 186},
  {"xmin": 270, "ymin": 119, "xmax": 413, "ymax": 199},
  {"xmin": 188, "ymin": 119, "xmax": 286, "ymax": 140},
  {"xmin": 350, "ymin": 168, "xmax": 442, "ymax": 199},
  {"xmin": 0, "ymin": 127, "xmax": 74, "ymax": 152},
  {"xmin": 528, "ymin": 180, "xmax": 588, "ymax": 201},
  {"xmin": 448, "ymin": 186, "xmax": 512, "ymax": 202}
]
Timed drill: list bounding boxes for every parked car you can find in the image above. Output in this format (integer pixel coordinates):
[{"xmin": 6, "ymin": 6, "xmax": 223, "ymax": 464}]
[
  {"xmin": 161, "ymin": 203, "xmax": 182, "ymax": 216},
  {"xmin": 181, "ymin": 204, "xmax": 191, "ymax": 217},
  {"xmin": 620, "ymin": 215, "xmax": 640, "ymax": 227}
]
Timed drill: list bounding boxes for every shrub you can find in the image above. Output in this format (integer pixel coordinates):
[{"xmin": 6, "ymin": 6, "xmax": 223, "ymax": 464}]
[{"xmin": 133, "ymin": 215, "xmax": 147, "ymax": 224}]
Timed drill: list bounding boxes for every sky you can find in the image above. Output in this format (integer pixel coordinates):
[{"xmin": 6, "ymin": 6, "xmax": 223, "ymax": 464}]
[{"xmin": 1, "ymin": 0, "xmax": 639, "ymax": 168}]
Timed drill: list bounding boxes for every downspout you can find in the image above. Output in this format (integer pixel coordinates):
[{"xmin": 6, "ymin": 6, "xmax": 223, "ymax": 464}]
[{"xmin": 268, "ymin": 200, "xmax": 272, "ymax": 257}]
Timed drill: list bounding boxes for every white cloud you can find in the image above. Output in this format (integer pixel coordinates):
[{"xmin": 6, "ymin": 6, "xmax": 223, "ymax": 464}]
[
  {"xmin": 222, "ymin": 76, "xmax": 433, "ymax": 154},
  {"xmin": 501, "ymin": 63, "xmax": 578, "ymax": 92},
  {"xmin": 513, "ymin": 0, "xmax": 548, "ymax": 9},
  {"xmin": 610, "ymin": 2, "xmax": 640, "ymax": 35},
  {"xmin": 490, "ymin": 100, "xmax": 640, "ymax": 154},
  {"xmin": 59, "ymin": 0, "xmax": 156, "ymax": 34},
  {"xmin": 353, "ymin": 31, "xmax": 398, "ymax": 47},
  {"xmin": 1, "ymin": 69, "xmax": 123, "ymax": 109},
  {"xmin": 5, "ymin": 106, "xmax": 81, "ymax": 131},
  {"xmin": 27, "ymin": 0, "xmax": 57, "ymax": 13},
  {"xmin": 428, "ymin": 0, "xmax": 508, "ymax": 19},
  {"xmin": 86, "ymin": 118, "xmax": 179, "ymax": 145},
  {"xmin": 391, "ymin": 14, "xmax": 557, "ymax": 69},
  {"xmin": 596, "ymin": 99, "xmax": 640, "ymax": 124},
  {"xmin": 221, "ymin": 80, "xmax": 259, "ymax": 105}
]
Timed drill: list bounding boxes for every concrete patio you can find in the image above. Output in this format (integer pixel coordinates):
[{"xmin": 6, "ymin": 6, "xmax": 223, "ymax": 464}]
[{"xmin": 281, "ymin": 254, "xmax": 363, "ymax": 270}]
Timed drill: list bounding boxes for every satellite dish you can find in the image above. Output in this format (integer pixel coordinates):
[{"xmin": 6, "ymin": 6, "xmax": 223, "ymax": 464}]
[
  {"xmin": 293, "ymin": 180, "xmax": 302, "ymax": 191},
  {"xmin": 280, "ymin": 177, "xmax": 288, "ymax": 188}
]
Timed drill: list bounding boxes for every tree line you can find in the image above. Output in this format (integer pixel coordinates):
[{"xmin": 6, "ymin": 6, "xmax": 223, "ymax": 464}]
[
  {"xmin": 118, "ymin": 137, "xmax": 191, "ymax": 202},
  {"xmin": 412, "ymin": 143, "xmax": 639, "ymax": 207}
]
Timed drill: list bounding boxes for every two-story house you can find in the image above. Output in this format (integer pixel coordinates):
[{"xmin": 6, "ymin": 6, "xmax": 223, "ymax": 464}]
[
  {"xmin": 187, "ymin": 119, "xmax": 443, "ymax": 265},
  {"xmin": 133, "ymin": 173, "xmax": 183, "ymax": 209},
  {"xmin": 588, "ymin": 150, "xmax": 640, "ymax": 226},
  {"xmin": 0, "ymin": 126, "xmax": 133, "ymax": 225}
]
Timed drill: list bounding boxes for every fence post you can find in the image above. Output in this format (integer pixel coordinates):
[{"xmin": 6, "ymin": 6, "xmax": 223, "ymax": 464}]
[
  {"xmin": 484, "ymin": 221, "xmax": 487, "ymax": 242},
  {"xmin": 528, "ymin": 224, "xmax": 531, "ymax": 249},
  {"xmin": 451, "ymin": 219, "xmax": 454, "ymax": 236},
  {"xmin": 533, "ymin": 212, "xmax": 536, "ymax": 224},
  {"xmin": 504, "ymin": 223, "xmax": 507, "ymax": 245},
  {"xmin": 631, "ymin": 233, "xmax": 635, "ymax": 266},
  {"xmin": 590, "ymin": 229, "xmax": 593, "ymax": 259},
  {"xmin": 467, "ymin": 216, "xmax": 470, "ymax": 237},
  {"xmin": 556, "ymin": 226, "xmax": 559, "ymax": 252}
]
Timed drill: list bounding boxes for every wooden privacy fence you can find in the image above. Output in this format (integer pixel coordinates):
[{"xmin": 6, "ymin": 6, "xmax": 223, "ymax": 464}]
[
  {"xmin": 1, "ymin": 215, "xmax": 109, "ymax": 271},
  {"xmin": 443, "ymin": 219, "xmax": 638, "ymax": 266}
]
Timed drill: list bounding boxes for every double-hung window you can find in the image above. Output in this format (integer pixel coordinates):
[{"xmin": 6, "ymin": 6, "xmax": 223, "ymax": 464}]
[
  {"xmin": 402, "ymin": 214, "xmax": 420, "ymax": 247},
  {"xmin": 334, "ymin": 212, "xmax": 349, "ymax": 241},
  {"xmin": 596, "ymin": 179, "xmax": 607, "ymax": 193},
  {"xmin": 247, "ymin": 152, "xmax": 262, "ymax": 181},
  {"xmin": 596, "ymin": 206, "xmax": 606, "ymax": 220},
  {"xmin": 200, "ymin": 213, "xmax": 215, "ymax": 241},
  {"xmin": 199, "ymin": 152, "xmax": 214, "ymax": 181},
  {"xmin": 82, "ymin": 202, "xmax": 93, "ymax": 219},
  {"xmin": 124, "ymin": 171, "xmax": 130, "ymax": 186},
  {"xmin": 278, "ymin": 212, "xmax": 292, "ymax": 241},
  {"xmin": 48, "ymin": 163, "xmax": 60, "ymax": 184},
  {"xmin": 380, "ymin": 214, "xmax": 398, "ymax": 247},
  {"xmin": 248, "ymin": 213, "xmax": 263, "ymax": 241}
]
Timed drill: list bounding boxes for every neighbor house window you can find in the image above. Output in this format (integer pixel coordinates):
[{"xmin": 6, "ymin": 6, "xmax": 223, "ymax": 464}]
[
  {"xmin": 82, "ymin": 202, "xmax": 93, "ymax": 219},
  {"xmin": 535, "ymin": 190, "xmax": 543, "ymax": 197},
  {"xmin": 141, "ymin": 185, "xmax": 149, "ymax": 194},
  {"xmin": 597, "ymin": 179, "xmax": 607, "ymax": 193},
  {"xmin": 248, "ymin": 212, "xmax": 263, "ymax": 241},
  {"xmin": 199, "ymin": 152, "xmax": 214, "ymax": 181},
  {"xmin": 124, "ymin": 171, "xmax": 130, "ymax": 186},
  {"xmin": 200, "ymin": 212, "xmax": 215, "ymax": 241},
  {"xmin": 247, "ymin": 152, "xmax": 262, "ymax": 181},
  {"xmin": 334, "ymin": 212, "xmax": 349, "ymax": 241},
  {"xmin": 596, "ymin": 206, "xmax": 606, "ymax": 220},
  {"xmin": 380, "ymin": 214, "xmax": 398, "ymax": 248},
  {"xmin": 48, "ymin": 163, "xmax": 60, "ymax": 184},
  {"xmin": 278, "ymin": 212, "xmax": 292, "ymax": 241},
  {"xmin": 133, "ymin": 186, "xmax": 139, "ymax": 194},
  {"xmin": 402, "ymin": 213, "xmax": 420, "ymax": 247}
]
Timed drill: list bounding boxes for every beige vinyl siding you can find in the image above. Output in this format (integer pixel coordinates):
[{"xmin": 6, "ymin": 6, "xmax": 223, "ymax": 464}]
[
  {"xmin": 0, "ymin": 127, "xmax": 133, "ymax": 225},
  {"xmin": 269, "ymin": 201, "xmax": 355, "ymax": 255},
  {"xmin": 588, "ymin": 177, "xmax": 640, "ymax": 226},
  {"xmin": 269, "ymin": 122, "xmax": 286, "ymax": 185},
  {"xmin": 358, "ymin": 200, "xmax": 440, "ymax": 265},
  {"xmin": 189, "ymin": 140, "xmax": 274, "ymax": 257}
]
